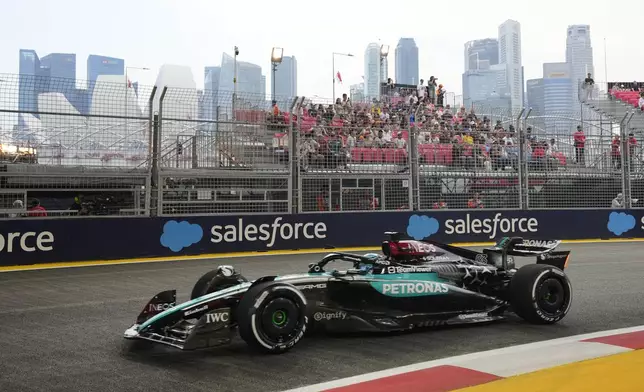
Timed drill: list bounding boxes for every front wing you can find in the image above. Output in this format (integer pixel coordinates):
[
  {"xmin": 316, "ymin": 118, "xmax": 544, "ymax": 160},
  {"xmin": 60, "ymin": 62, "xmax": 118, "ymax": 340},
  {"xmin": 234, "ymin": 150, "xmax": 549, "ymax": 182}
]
[{"xmin": 125, "ymin": 305, "xmax": 236, "ymax": 350}]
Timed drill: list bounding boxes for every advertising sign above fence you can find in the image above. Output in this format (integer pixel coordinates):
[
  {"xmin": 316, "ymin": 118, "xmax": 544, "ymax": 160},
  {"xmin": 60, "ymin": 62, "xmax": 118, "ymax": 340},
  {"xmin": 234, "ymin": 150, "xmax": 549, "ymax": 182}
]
[{"xmin": 1, "ymin": 209, "xmax": 643, "ymax": 268}]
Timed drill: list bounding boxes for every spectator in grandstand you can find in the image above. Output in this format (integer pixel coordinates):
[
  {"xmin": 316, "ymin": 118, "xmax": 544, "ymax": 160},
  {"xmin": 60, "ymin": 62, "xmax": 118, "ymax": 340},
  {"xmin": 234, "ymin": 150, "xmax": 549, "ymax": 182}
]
[
  {"xmin": 628, "ymin": 133, "xmax": 637, "ymax": 169},
  {"xmin": 427, "ymin": 77, "xmax": 437, "ymax": 105},
  {"xmin": 631, "ymin": 80, "xmax": 641, "ymax": 92},
  {"xmin": 27, "ymin": 199, "xmax": 47, "ymax": 217},
  {"xmin": 612, "ymin": 193, "xmax": 639, "ymax": 208},
  {"xmin": 69, "ymin": 195, "xmax": 82, "ymax": 212},
  {"xmin": 9, "ymin": 200, "xmax": 24, "ymax": 218},
  {"xmin": 468, "ymin": 193, "xmax": 484, "ymax": 208},
  {"xmin": 316, "ymin": 188, "xmax": 329, "ymax": 211},
  {"xmin": 638, "ymin": 91, "xmax": 644, "ymax": 110},
  {"xmin": 436, "ymin": 84, "xmax": 445, "ymax": 108},
  {"xmin": 611, "ymin": 135, "xmax": 621, "ymax": 169},
  {"xmin": 573, "ymin": 126, "xmax": 586, "ymax": 165},
  {"xmin": 582, "ymin": 73, "xmax": 594, "ymax": 102},
  {"xmin": 299, "ymin": 133, "xmax": 322, "ymax": 170},
  {"xmin": 394, "ymin": 132, "xmax": 407, "ymax": 149},
  {"xmin": 433, "ymin": 198, "xmax": 447, "ymax": 209},
  {"xmin": 417, "ymin": 79, "xmax": 426, "ymax": 101}
]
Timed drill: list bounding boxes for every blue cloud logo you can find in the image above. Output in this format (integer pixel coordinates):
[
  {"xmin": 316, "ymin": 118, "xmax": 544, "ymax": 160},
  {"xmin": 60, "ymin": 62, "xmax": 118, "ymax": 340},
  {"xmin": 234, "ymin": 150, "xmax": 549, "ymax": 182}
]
[
  {"xmin": 407, "ymin": 215, "xmax": 440, "ymax": 240},
  {"xmin": 160, "ymin": 220, "xmax": 204, "ymax": 252},
  {"xmin": 607, "ymin": 212, "xmax": 636, "ymax": 236}
]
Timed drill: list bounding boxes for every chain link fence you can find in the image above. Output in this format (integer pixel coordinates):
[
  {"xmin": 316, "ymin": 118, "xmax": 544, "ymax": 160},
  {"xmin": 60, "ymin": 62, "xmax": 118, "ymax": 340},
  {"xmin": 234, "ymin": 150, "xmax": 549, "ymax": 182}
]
[{"xmin": 1, "ymin": 73, "xmax": 642, "ymax": 219}]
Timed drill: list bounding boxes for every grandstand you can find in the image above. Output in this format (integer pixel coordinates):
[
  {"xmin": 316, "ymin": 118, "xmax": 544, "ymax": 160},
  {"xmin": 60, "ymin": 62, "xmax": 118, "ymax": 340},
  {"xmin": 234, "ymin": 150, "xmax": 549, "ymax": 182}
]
[{"xmin": 0, "ymin": 74, "xmax": 642, "ymax": 218}]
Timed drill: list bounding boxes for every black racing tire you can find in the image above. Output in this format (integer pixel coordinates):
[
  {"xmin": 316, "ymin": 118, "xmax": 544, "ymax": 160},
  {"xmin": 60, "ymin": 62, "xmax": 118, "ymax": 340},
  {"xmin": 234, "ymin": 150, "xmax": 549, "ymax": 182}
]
[
  {"xmin": 509, "ymin": 264, "xmax": 572, "ymax": 324},
  {"xmin": 236, "ymin": 281, "xmax": 308, "ymax": 354},
  {"xmin": 190, "ymin": 267, "xmax": 248, "ymax": 300}
]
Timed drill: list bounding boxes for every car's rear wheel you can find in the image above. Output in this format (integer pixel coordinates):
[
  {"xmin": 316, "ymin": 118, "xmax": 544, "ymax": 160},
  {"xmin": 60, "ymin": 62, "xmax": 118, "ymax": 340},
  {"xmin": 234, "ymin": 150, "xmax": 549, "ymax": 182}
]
[
  {"xmin": 509, "ymin": 264, "xmax": 572, "ymax": 324},
  {"xmin": 236, "ymin": 281, "xmax": 308, "ymax": 354},
  {"xmin": 190, "ymin": 266, "xmax": 248, "ymax": 300}
]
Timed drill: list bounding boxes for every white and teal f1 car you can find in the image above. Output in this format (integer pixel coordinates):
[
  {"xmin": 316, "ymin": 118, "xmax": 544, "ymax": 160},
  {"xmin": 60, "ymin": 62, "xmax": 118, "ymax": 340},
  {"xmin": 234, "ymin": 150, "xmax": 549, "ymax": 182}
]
[{"xmin": 124, "ymin": 234, "xmax": 573, "ymax": 354}]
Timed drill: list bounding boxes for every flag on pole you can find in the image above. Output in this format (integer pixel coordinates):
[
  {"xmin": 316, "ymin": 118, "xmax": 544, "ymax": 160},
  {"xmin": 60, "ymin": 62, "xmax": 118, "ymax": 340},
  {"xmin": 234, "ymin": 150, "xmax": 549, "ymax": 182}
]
[{"xmin": 336, "ymin": 71, "xmax": 343, "ymax": 84}]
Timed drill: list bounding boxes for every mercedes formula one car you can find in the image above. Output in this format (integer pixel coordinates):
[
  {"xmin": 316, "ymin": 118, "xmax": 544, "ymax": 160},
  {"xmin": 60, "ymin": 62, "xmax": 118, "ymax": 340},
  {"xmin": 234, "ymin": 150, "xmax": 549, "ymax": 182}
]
[{"xmin": 124, "ymin": 234, "xmax": 573, "ymax": 354}]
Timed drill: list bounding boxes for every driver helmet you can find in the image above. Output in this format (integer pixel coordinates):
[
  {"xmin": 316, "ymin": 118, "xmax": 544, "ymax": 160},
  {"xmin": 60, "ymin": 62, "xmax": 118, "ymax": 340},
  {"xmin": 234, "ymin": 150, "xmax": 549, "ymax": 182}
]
[{"xmin": 363, "ymin": 253, "xmax": 380, "ymax": 260}]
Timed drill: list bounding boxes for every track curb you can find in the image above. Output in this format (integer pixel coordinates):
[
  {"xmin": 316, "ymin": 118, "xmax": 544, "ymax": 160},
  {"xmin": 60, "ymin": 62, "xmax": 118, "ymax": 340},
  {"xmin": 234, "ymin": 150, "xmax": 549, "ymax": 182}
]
[{"xmin": 283, "ymin": 325, "xmax": 644, "ymax": 392}]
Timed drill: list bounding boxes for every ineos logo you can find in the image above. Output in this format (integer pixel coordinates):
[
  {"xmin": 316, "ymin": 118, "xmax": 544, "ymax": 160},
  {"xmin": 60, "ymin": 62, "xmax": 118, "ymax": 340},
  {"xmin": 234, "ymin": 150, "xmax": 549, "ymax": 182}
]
[{"xmin": 0, "ymin": 231, "xmax": 54, "ymax": 253}]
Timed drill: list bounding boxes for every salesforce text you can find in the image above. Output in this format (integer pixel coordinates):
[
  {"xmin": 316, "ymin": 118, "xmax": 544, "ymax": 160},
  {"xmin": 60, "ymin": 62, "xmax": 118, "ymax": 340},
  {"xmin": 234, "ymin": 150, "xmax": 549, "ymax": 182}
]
[
  {"xmin": 444, "ymin": 213, "xmax": 538, "ymax": 239},
  {"xmin": 211, "ymin": 217, "xmax": 327, "ymax": 248},
  {"xmin": 0, "ymin": 231, "xmax": 54, "ymax": 253}
]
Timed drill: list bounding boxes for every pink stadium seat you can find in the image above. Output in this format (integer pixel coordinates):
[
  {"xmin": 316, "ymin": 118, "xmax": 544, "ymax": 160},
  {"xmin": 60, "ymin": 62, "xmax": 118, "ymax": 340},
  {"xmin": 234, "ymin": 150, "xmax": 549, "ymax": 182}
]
[
  {"xmin": 362, "ymin": 148, "xmax": 375, "ymax": 162},
  {"xmin": 441, "ymin": 144, "xmax": 454, "ymax": 165},
  {"xmin": 394, "ymin": 149, "xmax": 408, "ymax": 164},
  {"xmin": 371, "ymin": 148, "xmax": 383, "ymax": 163},
  {"xmin": 383, "ymin": 148, "xmax": 397, "ymax": 163},
  {"xmin": 351, "ymin": 148, "xmax": 363, "ymax": 162}
]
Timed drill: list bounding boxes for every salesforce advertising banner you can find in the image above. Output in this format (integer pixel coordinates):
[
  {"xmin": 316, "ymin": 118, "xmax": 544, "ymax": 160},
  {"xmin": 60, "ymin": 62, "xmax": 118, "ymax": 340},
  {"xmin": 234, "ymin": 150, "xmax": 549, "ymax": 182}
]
[{"xmin": 1, "ymin": 210, "xmax": 643, "ymax": 267}]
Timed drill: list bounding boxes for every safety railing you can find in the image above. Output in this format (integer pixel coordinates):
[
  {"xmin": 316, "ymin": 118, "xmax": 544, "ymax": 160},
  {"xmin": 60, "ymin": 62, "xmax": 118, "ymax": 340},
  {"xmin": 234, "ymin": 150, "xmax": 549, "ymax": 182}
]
[{"xmin": 1, "ymin": 73, "xmax": 643, "ymax": 219}]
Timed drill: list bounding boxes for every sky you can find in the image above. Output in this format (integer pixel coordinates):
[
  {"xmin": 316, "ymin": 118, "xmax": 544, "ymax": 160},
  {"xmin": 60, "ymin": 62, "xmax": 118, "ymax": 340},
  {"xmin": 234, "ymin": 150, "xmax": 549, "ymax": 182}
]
[{"xmin": 0, "ymin": 0, "xmax": 642, "ymax": 102}]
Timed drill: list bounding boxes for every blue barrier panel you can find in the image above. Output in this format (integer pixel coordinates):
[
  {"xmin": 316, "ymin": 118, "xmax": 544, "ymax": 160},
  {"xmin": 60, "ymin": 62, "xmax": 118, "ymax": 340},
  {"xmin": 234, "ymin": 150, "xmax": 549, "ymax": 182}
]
[{"xmin": 0, "ymin": 210, "xmax": 643, "ymax": 267}]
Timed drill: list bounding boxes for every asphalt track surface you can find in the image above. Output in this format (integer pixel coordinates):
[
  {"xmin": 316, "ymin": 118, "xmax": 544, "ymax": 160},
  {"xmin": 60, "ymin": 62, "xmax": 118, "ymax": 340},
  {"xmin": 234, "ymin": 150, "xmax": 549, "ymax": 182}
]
[{"xmin": 0, "ymin": 243, "xmax": 643, "ymax": 392}]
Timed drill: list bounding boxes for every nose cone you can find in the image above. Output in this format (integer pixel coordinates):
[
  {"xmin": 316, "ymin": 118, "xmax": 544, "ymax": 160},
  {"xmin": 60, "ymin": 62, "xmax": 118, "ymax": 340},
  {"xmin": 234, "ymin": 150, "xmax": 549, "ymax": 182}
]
[{"xmin": 124, "ymin": 324, "xmax": 140, "ymax": 338}]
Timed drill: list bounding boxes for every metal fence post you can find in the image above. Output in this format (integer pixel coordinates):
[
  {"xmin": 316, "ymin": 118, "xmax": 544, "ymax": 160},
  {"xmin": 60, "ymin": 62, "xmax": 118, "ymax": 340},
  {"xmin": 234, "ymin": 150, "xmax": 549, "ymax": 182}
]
[
  {"xmin": 620, "ymin": 112, "xmax": 635, "ymax": 209},
  {"xmin": 288, "ymin": 97, "xmax": 301, "ymax": 214},
  {"xmin": 516, "ymin": 108, "xmax": 526, "ymax": 209},
  {"xmin": 146, "ymin": 86, "xmax": 157, "ymax": 217},
  {"xmin": 522, "ymin": 108, "xmax": 532, "ymax": 209},
  {"xmin": 410, "ymin": 104, "xmax": 422, "ymax": 210},
  {"xmin": 156, "ymin": 86, "xmax": 168, "ymax": 217}
]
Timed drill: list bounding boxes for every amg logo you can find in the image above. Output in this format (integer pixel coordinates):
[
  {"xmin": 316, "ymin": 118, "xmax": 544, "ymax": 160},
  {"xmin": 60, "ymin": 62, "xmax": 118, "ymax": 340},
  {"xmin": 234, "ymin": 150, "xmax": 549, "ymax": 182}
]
[
  {"xmin": 147, "ymin": 302, "xmax": 175, "ymax": 312},
  {"xmin": 206, "ymin": 312, "xmax": 229, "ymax": 324},
  {"xmin": 382, "ymin": 282, "xmax": 449, "ymax": 295},
  {"xmin": 184, "ymin": 305, "xmax": 208, "ymax": 316},
  {"xmin": 297, "ymin": 283, "xmax": 326, "ymax": 290}
]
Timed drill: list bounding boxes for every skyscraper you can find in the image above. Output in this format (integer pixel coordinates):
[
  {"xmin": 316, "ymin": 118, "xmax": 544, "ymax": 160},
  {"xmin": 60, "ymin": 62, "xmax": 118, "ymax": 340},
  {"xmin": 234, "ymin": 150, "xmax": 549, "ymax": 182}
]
[
  {"xmin": 364, "ymin": 43, "xmax": 381, "ymax": 100},
  {"xmin": 203, "ymin": 66, "xmax": 221, "ymax": 121},
  {"xmin": 498, "ymin": 20, "xmax": 523, "ymax": 110},
  {"xmin": 18, "ymin": 50, "xmax": 80, "ymax": 115},
  {"xmin": 464, "ymin": 39, "xmax": 499, "ymax": 72},
  {"xmin": 380, "ymin": 56, "xmax": 388, "ymax": 83},
  {"xmin": 208, "ymin": 53, "xmax": 264, "ymax": 118},
  {"xmin": 272, "ymin": 56, "xmax": 297, "ymax": 100},
  {"xmin": 462, "ymin": 64, "xmax": 509, "ymax": 109},
  {"xmin": 87, "ymin": 55, "xmax": 125, "ymax": 113},
  {"xmin": 526, "ymin": 78, "xmax": 544, "ymax": 115},
  {"xmin": 394, "ymin": 38, "xmax": 419, "ymax": 85},
  {"xmin": 542, "ymin": 62, "xmax": 574, "ymax": 132},
  {"xmin": 566, "ymin": 25, "xmax": 594, "ymax": 104}
]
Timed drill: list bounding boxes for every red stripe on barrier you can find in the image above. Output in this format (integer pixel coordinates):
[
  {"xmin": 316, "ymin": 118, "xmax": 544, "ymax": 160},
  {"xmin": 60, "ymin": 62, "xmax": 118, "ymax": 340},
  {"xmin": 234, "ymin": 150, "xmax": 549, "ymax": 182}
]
[
  {"xmin": 322, "ymin": 365, "xmax": 502, "ymax": 392},
  {"xmin": 582, "ymin": 330, "xmax": 644, "ymax": 350}
]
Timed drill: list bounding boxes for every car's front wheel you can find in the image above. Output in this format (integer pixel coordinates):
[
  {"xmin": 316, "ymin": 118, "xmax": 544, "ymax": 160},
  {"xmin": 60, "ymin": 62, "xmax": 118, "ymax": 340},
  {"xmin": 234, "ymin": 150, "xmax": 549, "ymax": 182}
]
[
  {"xmin": 236, "ymin": 281, "xmax": 308, "ymax": 354},
  {"xmin": 509, "ymin": 264, "xmax": 572, "ymax": 324}
]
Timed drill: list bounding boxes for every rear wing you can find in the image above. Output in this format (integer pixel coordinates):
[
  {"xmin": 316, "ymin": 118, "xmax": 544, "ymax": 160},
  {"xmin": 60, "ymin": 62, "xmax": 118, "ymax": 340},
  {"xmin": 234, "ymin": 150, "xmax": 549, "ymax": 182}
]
[{"xmin": 486, "ymin": 237, "xmax": 570, "ymax": 270}]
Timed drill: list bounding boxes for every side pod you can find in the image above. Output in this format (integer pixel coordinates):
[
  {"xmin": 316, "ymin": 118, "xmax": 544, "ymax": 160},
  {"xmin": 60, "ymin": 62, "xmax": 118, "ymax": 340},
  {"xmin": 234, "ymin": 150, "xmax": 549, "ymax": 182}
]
[
  {"xmin": 135, "ymin": 289, "xmax": 177, "ymax": 324},
  {"xmin": 536, "ymin": 251, "xmax": 570, "ymax": 271}
]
